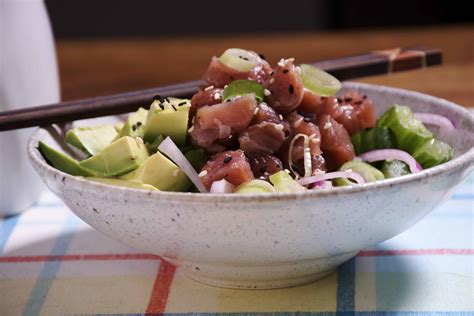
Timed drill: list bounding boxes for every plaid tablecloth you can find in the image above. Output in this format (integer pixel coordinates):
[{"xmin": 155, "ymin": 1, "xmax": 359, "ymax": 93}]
[{"xmin": 1, "ymin": 174, "xmax": 472, "ymax": 315}]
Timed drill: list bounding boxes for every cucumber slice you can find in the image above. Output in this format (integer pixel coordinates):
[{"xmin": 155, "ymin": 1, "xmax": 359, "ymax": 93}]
[
  {"xmin": 222, "ymin": 80, "xmax": 264, "ymax": 102},
  {"xmin": 377, "ymin": 105, "xmax": 433, "ymax": 154},
  {"xmin": 234, "ymin": 180, "xmax": 275, "ymax": 194},
  {"xmin": 381, "ymin": 160, "xmax": 410, "ymax": 178},
  {"xmin": 412, "ymin": 138, "xmax": 453, "ymax": 168},
  {"xmin": 269, "ymin": 171, "xmax": 306, "ymax": 193},
  {"xmin": 299, "ymin": 64, "xmax": 342, "ymax": 97},
  {"xmin": 218, "ymin": 48, "xmax": 258, "ymax": 72},
  {"xmin": 351, "ymin": 127, "xmax": 394, "ymax": 155},
  {"xmin": 335, "ymin": 160, "xmax": 384, "ymax": 186}
]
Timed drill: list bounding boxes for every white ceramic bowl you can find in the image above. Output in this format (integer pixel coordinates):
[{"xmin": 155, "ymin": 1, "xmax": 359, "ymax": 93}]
[{"xmin": 27, "ymin": 83, "xmax": 474, "ymax": 289}]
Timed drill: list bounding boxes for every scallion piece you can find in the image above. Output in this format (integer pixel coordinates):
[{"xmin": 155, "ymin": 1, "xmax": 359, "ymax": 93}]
[
  {"xmin": 218, "ymin": 48, "xmax": 258, "ymax": 72},
  {"xmin": 222, "ymin": 80, "xmax": 264, "ymax": 102},
  {"xmin": 299, "ymin": 64, "xmax": 342, "ymax": 97}
]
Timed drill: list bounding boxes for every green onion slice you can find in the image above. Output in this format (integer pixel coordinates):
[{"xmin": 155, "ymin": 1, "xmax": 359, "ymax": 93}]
[
  {"xmin": 222, "ymin": 80, "xmax": 264, "ymax": 102},
  {"xmin": 218, "ymin": 48, "xmax": 258, "ymax": 72},
  {"xmin": 299, "ymin": 64, "xmax": 342, "ymax": 97}
]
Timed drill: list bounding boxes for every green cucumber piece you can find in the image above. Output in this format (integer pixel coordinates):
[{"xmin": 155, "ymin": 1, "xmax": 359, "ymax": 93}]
[
  {"xmin": 412, "ymin": 138, "xmax": 453, "ymax": 168},
  {"xmin": 335, "ymin": 160, "xmax": 384, "ymax": 186},
  {"xmin": 65, "ymin": 125, "xmax": 118, "ymax": 156},
  {"xmin": 377, "ymin": 105, "xmax": 433, "ymax": 154},
  {"xmin": 38, "ymin": 141, "xmax": 96, "ymax": 177},
  {"xmin": 234, "ymin": 180, "xmax": 275, "ymax": 194},
  {"xmin": 143, "ymin": 97, "xmax": 190, "ymax": 146},
  {"xmin": 145, "ymin": 134, "xmax": 164, "ymax": 153},
  {"xmin": 381, "ymin": 160, "xmax": 410, "ymax": 178},
  {"xmin": 269, "ymin": 171, "xmax": 306, "ymax": 193},
  {"xmin": 120, "ymin": 107, "xmax": 148, "ymax": 138},
  {"xmin": 299, "ymin": 64, "xmax": 342, "ymax": 97},
  {"xmin": 351, "ymin": 127, "xmax": 394, "ymax": 155},
  {"xmin": 222, "ymin": 80, "xmax": 264, "ymax": 102},
  {"xmin": 218, "ymin": 48, "xmax": 258, "ymax": 72}
]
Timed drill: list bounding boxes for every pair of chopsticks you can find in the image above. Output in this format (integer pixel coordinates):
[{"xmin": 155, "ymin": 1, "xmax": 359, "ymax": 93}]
[{"xmin": 0, "ymin": 46, "xmax": 441, "ymax": 131}]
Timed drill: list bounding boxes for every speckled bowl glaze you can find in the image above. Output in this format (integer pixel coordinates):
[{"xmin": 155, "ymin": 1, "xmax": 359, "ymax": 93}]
[{"xmin": 28, "ymin": 83, "xmax": 474, "ymax": 289}]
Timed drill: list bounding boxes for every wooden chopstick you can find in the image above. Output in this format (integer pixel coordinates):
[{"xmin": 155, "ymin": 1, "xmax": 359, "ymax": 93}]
[{"xmin": 0, "ymin": 46, "xmax": 441, "ymax": 131}]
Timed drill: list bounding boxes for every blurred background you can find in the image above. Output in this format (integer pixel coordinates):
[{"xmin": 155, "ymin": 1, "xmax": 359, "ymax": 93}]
[{"xmin": 42, "ymin": 0, "xmax": 472, "ymax": 105}]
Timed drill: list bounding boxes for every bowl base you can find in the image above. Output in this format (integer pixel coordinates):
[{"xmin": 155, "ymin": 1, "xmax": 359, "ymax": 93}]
[{"xmin": 168, "ymin": 251, "xmax": 357, "ymax": 289}]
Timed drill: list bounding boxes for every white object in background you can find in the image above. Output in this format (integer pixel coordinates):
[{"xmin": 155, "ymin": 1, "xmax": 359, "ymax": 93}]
[{"xmin": 0, "ymin": 0, "xmax": 60, "ymax": 216}]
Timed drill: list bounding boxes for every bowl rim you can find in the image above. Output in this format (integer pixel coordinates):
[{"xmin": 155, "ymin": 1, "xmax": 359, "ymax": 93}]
[{"xmin": 28, "ymin": 82, "xmax": 474, "ymax": 204}]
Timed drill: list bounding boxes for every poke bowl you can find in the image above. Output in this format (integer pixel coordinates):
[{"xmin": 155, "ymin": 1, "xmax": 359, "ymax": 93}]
[{"xmin": 28, "ymin": 80, "xmax": 474, "ymax": 289}]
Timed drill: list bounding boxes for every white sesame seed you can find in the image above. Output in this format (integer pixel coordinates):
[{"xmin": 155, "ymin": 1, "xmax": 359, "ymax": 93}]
[
  {"xmin": 311, "ymin": 137, "xmax": 320, "ymax": 143},
  {"xmin": 253, "ymin": 107, "xmax": 260, "ymax": 115},
  {"xmin": 259, "ymin": 176, "xmax": 266, "ymax": 180},
  {"xmin": 173, "ymin": 169, "xmax": 180, "ymax": 177},
  {"xmin": 264, "ymin": 89, "xmax": 271, "ymax": 96},
  {"xmin": 309, "ymin": 133, "xmax": 317, "ymax": 139},
  {"xmin": 198, "ymin": 170, "xmax": 208, "ymax": 177},
  {"xmin": 295, "ymin": 66, "xmax": 301, "ymax": 75},
  {"xmin": 278, "ymin": 114, "xmax": 283, "ymax": 120},
  {"xmin": 294, "ymin": 118, "xmax": 303, "ymax": 128},
  {"xmin": 188, "ymin": 126, "xmax": 195, "ymax": 133},
  {"xmin": 135, "ymin": 137, "xmax": 144, "ymax": 145},
  {"xmin": 324, "ymin": 122, "xmax": 332, "ymax": 129},
  {"xmin": 284, "ymin": 169, "xmax": 291, "ymax": 174},
  {"xmin": 339, "ymin": 105, "xmax": 354, "ymax": 111},
  {"xmin": 204, "ymin": 85, "xmax": 214, "ymax": 91},
  {"xmin": 275, "ymin": 124, "xmax": 284, "ymax": 130},
  {"xmin": 214, "ymin": 93, "xmax": 221, "ymax": 100},
  {"xmin": 269, "ymin": 78, "xmax": 275, "ymax": 84}
]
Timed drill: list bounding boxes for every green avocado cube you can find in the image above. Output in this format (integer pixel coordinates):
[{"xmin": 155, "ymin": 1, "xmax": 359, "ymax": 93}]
[
  {"xmin": 38, "ymin": 141, "xmax": 96, "ymax": 177},
  {"xmin": 65, "ymin": 125, "xmax": 118, "ymax": 156},
  {"xmin": 120, "ymin": 107, "xmax": 148, "ymax": 138},
  {"xmin": 121, "ymin": 151, "xmax": 191, "ymax": 192},
  {"xmin": 143, "ymin": 98, "xmax": 190, "ymax": 146},
  {"xmin": 79, "ymin": 136, "xmax": 149, "ymax": 176}
]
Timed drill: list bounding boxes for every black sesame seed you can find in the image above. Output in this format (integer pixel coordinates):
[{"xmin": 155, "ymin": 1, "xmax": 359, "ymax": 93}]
[
  {"xmin": 321, "ymin": 97, "xmax": 326, "ymax": 100},
  {"xmin": 132, "ymin": 125, "xmax": 137, "ymax": 131},
  {"xmin": 178, "ymin": 101, "xmax": 187, "ymax": 106},
  {"xmin": 153, "ymin": 95, "xmax": 162, "ymax": 101},
  {"xmin": 289, "ymin": 84, "xmax": 294, "ymax": 94},
  {"xmin": 344, "ymin": 97, "xmax": 352, "ymax": 102},
  {"xmin": 355, "ymin": 100, "xmax": 363, "ymax": 105},
  {"xmin": 158, "ymin": 103, "xmax": 165, "ymax": 110},
  {"xmin": 223, "ymin": 156, "xmax": 232, "ymax": 163},
  {"xmin": 136, "ymin": 121, "xmax": 142, "ymax": 127},
  {"xmin": 362, "ymin": 95, "xmax": 368, "ymax": 99},
  {"xmin": 170, "ymin": 103, "xmax": 177, "ymax": 111},
  {"xmin": 258, "ymin": 53, "xmax": 266, "ymax": 60},
  {"xmin": 337, "ymin": 98, "xmax": 343, "ymax": 103},
  {"xmin": 270, "ymin": 71, "xmax": 274, "ymax": 76},
  {"xmin": 282, "ymin": 69, "xmax": 289, "ymax": 74}
]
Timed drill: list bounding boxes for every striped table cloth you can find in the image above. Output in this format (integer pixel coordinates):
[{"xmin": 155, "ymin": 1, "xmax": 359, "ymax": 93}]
[{"xmin": 1, "ymin": 175, "xmax": 472, "ymax": 315}]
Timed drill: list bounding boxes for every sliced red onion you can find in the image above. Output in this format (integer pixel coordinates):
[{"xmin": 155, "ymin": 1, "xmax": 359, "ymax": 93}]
[
  {"xmin": 414, "ymin": 112, "xmax": 455, "ymax": 131},
  {"xmin": 311, "ymin": 180, "xmax": 334, "ymax": 189},
  {"xmin": 358, "ymin": 149, "xmax": 422, "ymax": 173},
  {"xmin": 158, "ymin": 137, "xmax": 208, "ymax": 193},
  {"xmin": 210, "ymin": 179, "xmax": 235, "ymax": 193},
  {"xmin": 298, "ymin": 171, "xmax": 365, "ymax": 186}
]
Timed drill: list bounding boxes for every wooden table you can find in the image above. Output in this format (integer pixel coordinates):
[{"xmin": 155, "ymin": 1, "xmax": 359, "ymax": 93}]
[{"xmin": 57, "ymin": 25, "xmax": 473, "ymax": 107}]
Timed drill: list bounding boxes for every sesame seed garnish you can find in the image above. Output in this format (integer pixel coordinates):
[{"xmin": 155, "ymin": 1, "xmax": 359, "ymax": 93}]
[
  {"xmin": 258, "ymin": 53, "xmax": 266, "ymax": 60},
  {"xmin": 284, "ymin": 169, "xmax": 291, "ymax": 174},
  {"xmin": 259, "ymin": 176, "xmax": 266, "ymax": 180},
  {"xmin": 282, "ymin": 69, "xmax": 289, "ymax": 74},
  {"xmin": 294, "ymin": 118, "xmax": 303, "ymax": 128},
  {"xmin": 355, "ymin": 100, "xmax": 363, "ymax": 105},
  {"xmin": 214, "ymin": 93, "xmax": 221, "ymax": 100},
  {"xmin": 188, "ymin": 126, "xmax": 195, "ymax": 133},
  {"xmin": 270, "ymin": 71, "xmax": 274, "ymax": 76},
  {"xmin": 178, "ymin": 101, "xmax": 187, "ymax": 106},
  {"xmin": 289, "ymin": 84, "xmax": 294, "ymax": 94},
  {"xmin": 344, "ymin": 97, "xmax": 352, "ymax": 102},
  {"xmin": 223, "ymin": 156, "xmax": 232, "ymax": 164},
  {"xmin": 198, "ymin": 170, "xmax": 208, "ymax": 177},
  {"xmin": 311, "ymin": 138, "xmax": 320, "ymax": 143},
  {"xmin": 204, "ymin": 85, "xmax": 214, "ymax": 91},
  {"xmin": 275, "ymin": 124, "xmax": 284, "ymax": 130},
  {"xmin": 324, "ymin": 122, "xmax": 332, "ymax": 129},
  {"xmin": 309, "ymin": 133, "xmax": 317, "ymax": 139},
  {"xmin": 303, "ymin": 117, "xmax": 312, "ymax": 122},
  {"xmin": 339, "ymin": 105, "xmax": 353, "ymax": 111},
  {"xmin": 253, "ymin": 107, "xmax": 260, "ymax": 115},
  {"xmin": 337, "ymin": 98, "xmax": 343, "ymax": 103},
  {"xmin": 278, "ymin": 114, "xmax": 283, "ymax": 120},
  {"xmin": 362, "ymin": 95, "xmax": 368, "ymax": 99},
  {"xmin": 169, "ymin": 103, "xmax": 177, "ymax": 111},
  {"xmin": 132, "ymin": 124, "xmax": 137, "ymax": 131},
  {"xmin": 295, "ymin": 66, "xmax": 301, "ymax": 75},
  {"xmin": 136, "ymin": 121, "xmax": 142, "ymax": 126},
  {"xmin": 264, "ymin": 89, "xmax": 271, "ymax": 96},
  {"xmin": 173, "ymin": 170, "xmax": 180, "ymax": 177},
  {"xmin": 269, "ymin": 78, "xmax": 275, "ymax": 84}
]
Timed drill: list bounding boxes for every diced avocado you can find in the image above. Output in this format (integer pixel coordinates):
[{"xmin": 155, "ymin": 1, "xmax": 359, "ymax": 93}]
[
  {"xmin": 335, "ymin": 160, "xmax": 384, "ymax": 186},
  {"xmin": 184, "ymin": 149, "xmax": 208, "ymax": 171},
  {"xmin": 145, "ymin": 134, "xmax": 164, "ymax": 153},
  {"xmin": 65, "ymin": 125, "xmax": 118, "ymax": 156},
  {"xmin": 234, "ymin": 180, "xmax": 275, "ymax": 194},
  {"xmin": 79, "ymin": 136, "xmax": 149, "ymax": 176},
  {"xmin": 114, "ymin": 122, "xmax": 124, "ymax": 133},
  {"xmin": 121, "ymin": 151, "xmax": 191, "ymax": 192},
  {"xmin": 120, "ymin": 107, "xmax": 148, "ymax": 138},
  {"xmin": 143, "ymin": 98, "xmax": 190, "ymax": 146},
  {"xmin": 38, "ymin": 141, "xmax": 96, "ymax": 177},
  {"xmin": 269, "ymin": 171, "xmax": 306, "ymax": 193},
  {"xmin": 86, "ymin": 177, "xmax": 158, "ymax": 191}
]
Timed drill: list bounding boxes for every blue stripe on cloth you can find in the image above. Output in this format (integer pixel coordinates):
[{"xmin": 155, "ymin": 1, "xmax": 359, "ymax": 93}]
[
  {"xmin": 336, "ymin": 257, "xmax": 356, "ymax": 313},
  {"xmin": 22, "ymin": 214, "xmax": 81, "ymax": 316},
  {"xmin": 450, "ymin": 194, "xmax": 474, "ymax": 200},
  {"xmin": 0, "ymin": 215, "xmax": 21, "ymax": 254}
]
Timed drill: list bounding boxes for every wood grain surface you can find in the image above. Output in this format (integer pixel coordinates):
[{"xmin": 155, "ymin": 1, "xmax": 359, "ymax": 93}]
[{"xmin": 56, "ymin": 25, "xmax": 473, "ymax": 107}]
